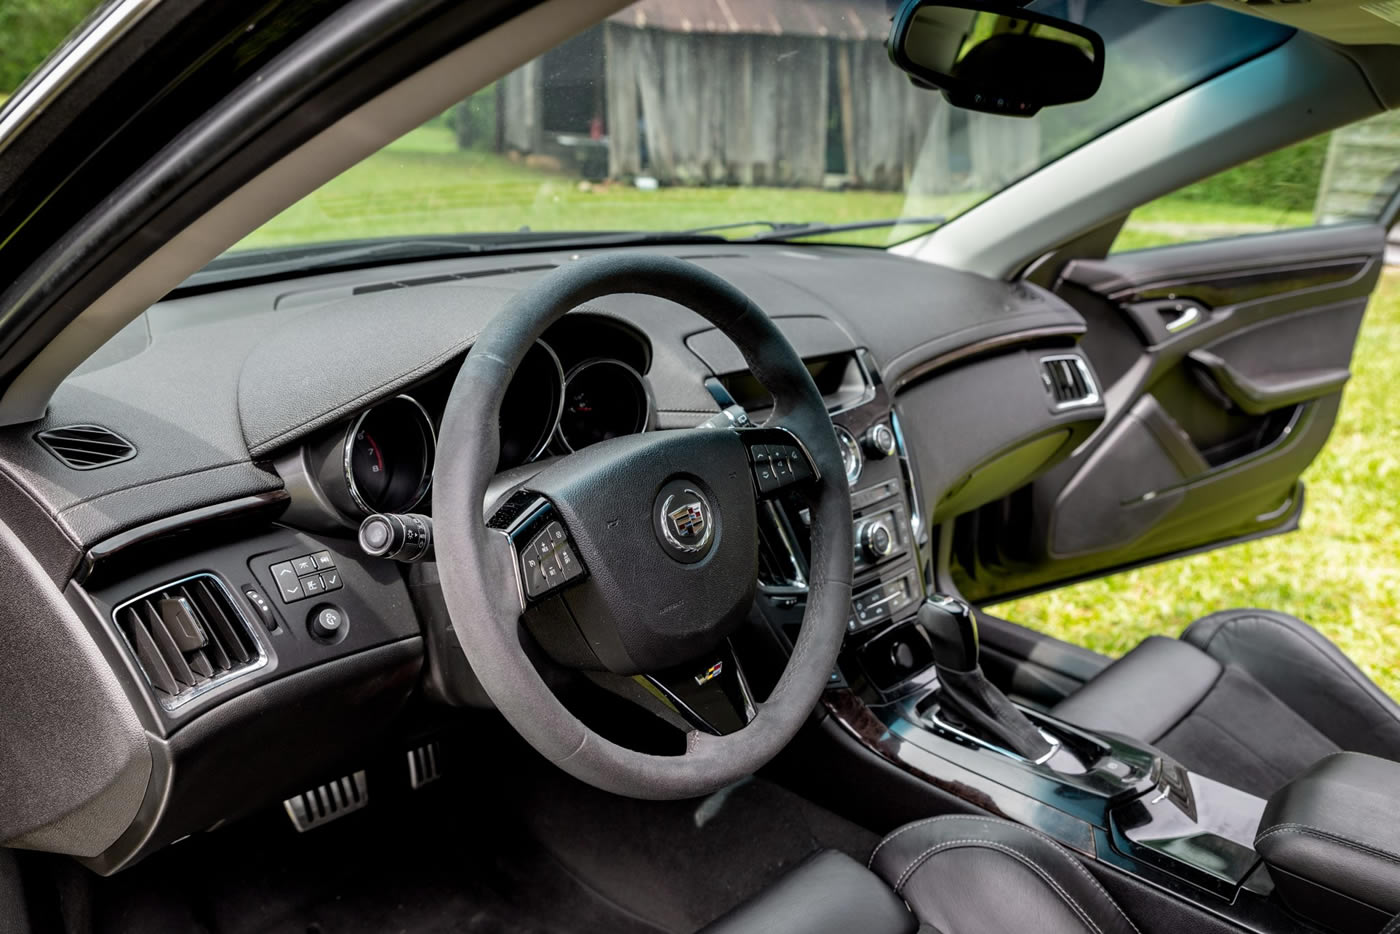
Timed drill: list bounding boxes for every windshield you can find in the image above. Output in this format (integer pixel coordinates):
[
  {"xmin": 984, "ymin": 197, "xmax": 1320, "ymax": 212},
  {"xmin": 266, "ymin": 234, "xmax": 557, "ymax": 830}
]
[{"xmin": 233, "ymin": 0, "xmax": 1291, "ymax": 256}]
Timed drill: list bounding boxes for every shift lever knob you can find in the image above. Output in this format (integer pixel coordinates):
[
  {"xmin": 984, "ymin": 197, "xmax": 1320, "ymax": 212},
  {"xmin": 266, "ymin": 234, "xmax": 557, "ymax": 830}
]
[{"xmin": 919, "ymin": 594, "xmax": 980, "ymax": 672}]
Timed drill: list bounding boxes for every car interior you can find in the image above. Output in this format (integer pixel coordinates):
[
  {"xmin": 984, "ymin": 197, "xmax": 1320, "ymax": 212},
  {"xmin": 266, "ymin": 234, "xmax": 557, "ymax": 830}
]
[{"xmin": 3, "ymin": 0, "xmax": 1400, "ymax": 932}]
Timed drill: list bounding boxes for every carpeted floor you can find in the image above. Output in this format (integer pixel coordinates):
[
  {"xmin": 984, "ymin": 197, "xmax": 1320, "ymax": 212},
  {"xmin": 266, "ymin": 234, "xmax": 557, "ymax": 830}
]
[{"xmin": 74, "ymin": 743, "xmax": 876, "ymax": 934}]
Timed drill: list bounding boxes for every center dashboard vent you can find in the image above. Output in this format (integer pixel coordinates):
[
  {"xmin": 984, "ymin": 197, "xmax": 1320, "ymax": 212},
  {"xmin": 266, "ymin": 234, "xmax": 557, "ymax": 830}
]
[
  {"xmin": 35, "ymin": 424, "xmax": 135, "ymax": 470},
  {"xmin": 1040, "ymin": 355, "xmax": 1099, "ymax": 409},
  {"xmin": 112, "ymin": 574, "xmax": 265, "ymax": 709}
]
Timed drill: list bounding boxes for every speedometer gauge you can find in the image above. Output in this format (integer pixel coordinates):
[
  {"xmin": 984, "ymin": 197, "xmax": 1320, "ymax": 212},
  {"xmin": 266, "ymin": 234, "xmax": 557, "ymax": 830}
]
[
  {"xmin": 558, "ymin": 359, "xmax": 650, "ymax": 452},
  {"xmin": 343, "ymin": 395, "xmax": 435, "ymax": 514}
]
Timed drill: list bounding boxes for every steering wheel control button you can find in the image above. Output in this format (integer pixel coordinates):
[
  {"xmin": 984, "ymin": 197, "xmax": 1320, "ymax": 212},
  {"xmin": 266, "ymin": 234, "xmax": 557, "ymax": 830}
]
[
  {"xmin": 654, "ymin": 480, "xmax": 717, "ymax": 564},
  {"xmin": 270, "ymin": 562, "xmax": 303, "ymax": 602},
  {"xmin": 513, "ymin": 504, "xmax": 589, "ymax": 600},
  {"xmin": 309, "ymin": 605, "xmax": 347, "ymax": 642},
  {"xmin": 740, "ymin": 429, "xmax": 819, "ymax": 498}
]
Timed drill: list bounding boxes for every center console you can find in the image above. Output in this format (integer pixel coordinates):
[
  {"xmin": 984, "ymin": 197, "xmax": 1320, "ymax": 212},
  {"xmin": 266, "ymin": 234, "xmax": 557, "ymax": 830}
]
[{"xmin": 747, "ymin": 353, "xmax": 1382, "ymax": 933}]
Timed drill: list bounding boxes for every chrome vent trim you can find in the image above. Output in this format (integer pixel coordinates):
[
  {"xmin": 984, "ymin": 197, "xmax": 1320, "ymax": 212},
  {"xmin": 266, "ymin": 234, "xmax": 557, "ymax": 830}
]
[
  {"xmin": 35, "ymin": 424, "xmax": 135, "ymax": 469},
  {"xmin": 111, "ymin": 573, "xmax": 267, "ymax": 710},
  {"xmin": 1039, "ymin": 354, "xmax": 1100, "ymax": 410}
]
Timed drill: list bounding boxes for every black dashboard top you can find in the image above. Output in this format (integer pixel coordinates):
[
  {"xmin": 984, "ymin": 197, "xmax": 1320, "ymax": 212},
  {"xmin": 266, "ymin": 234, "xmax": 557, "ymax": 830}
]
[{"xmin": 0, "ymin": 244, "xmax": 1085, "ymax": 570}]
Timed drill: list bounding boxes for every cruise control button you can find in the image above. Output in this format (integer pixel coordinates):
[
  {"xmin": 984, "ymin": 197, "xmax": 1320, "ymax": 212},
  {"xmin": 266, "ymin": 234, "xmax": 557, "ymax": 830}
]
[
  {"xmin": 533, "ymin": 531, "xmax": 554, "ymax": 558},
  {"xmin": 522, "ymin": 554, "xmax": 548, "ymax": 598},
  {"xmin": 302, "ymin": 574, "xmax": 326, "ymax": 596},
  {"xmin": 557, "ymin": 545, "xmax": 583, "ymax": 580},
  {"xmin": 270, "ymin": 562, "xmax": 303, "ymax": 602},
  {"xmin": 292, "ymin": 555, "xmax": 319, "ymax": 576},
  {"xmin": 313, "ymin": 550, "xmax": 335, "ymax": 569}
]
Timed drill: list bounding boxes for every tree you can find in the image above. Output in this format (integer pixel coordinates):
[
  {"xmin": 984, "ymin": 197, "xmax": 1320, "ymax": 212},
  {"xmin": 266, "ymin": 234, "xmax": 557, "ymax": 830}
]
[{"xmin": 0, "ymin": 0, "xmax": 102, "ymax": 95}]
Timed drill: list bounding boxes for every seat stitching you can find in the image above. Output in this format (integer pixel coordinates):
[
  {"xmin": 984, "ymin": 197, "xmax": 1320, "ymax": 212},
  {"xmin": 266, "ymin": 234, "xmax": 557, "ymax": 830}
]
[
  {"xmin": 872, "ymin": 815, "xmax": 1140, "ymax": 934},
  {"xmin": 1255, "ymin": 823, "xmax": 1400, "ymax": 865},
  {"xmin": 868, "ymin": 815, "xmax": 976, "ymax": 867},
  {"xmin": 895, "ymin": 839, "xmax": 1107, "ymax": 934}
]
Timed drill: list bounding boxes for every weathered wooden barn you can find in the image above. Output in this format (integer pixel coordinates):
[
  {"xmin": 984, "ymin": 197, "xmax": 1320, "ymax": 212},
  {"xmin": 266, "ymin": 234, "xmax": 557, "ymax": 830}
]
[{"xmin": 496, "ymin": 0, "xmax": 1040, "ymax": 192}]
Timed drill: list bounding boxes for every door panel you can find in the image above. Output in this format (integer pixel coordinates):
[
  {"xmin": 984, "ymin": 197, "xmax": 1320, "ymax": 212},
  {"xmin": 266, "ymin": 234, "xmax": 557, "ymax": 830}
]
[{"xmin": 953, "ymin": 223, "xmax": 1384, "ymax": 603}]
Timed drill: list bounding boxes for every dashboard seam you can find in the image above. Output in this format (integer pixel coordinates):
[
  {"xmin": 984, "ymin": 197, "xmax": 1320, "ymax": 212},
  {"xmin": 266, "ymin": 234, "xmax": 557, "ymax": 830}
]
[
  {"xmin": 244, "ymin": 329, "xmax": 482, "ymax": 455},
  {"xmin": 55, "ymin": 459, "xmax": 275, "ymax": 512}
]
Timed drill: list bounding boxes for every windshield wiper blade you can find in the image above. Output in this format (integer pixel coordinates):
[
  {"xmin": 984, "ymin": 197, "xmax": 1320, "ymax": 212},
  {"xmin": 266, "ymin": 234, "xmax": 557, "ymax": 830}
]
[
  {"xmin": 677, "ymin": 220, "xmax": 809, "ymax": 236},
  {"xmin": 743, "ymin": 215, "xmax": 946, "ymax": 242}
]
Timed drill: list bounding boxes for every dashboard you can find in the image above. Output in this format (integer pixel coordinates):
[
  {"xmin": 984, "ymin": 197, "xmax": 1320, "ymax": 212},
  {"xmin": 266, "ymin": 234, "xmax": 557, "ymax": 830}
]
[
  {"xmin": 0, "ymin": 244, "xmax": 1104, "ymax": 873},
  {"xmin": 299, "ymin": 314, "xmax": 655, "ymax": 524}
]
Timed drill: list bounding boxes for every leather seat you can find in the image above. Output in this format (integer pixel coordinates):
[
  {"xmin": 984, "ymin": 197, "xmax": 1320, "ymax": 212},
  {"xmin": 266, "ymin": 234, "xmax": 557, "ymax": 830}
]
[
  {"xmin": 702, "ymin": 815, "xmax": 1138, "ymax": 934},
  {"xmin": 1051, "ymin": 609, "xmax": 1400, "ymax": 798}
]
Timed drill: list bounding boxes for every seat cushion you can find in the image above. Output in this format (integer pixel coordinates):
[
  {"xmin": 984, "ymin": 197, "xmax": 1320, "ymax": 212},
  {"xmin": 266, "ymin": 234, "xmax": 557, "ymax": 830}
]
[
  {"xmin": 700, "ymin": 850, "xmax": 915, "ymax": 934},
  {"xmin": 1050, "ymin": 636, "xmax": 1221, "ymax": 742},
  {"xmin": 869, "ymin": 815, "xmax": 1140, "ymax": 934}
]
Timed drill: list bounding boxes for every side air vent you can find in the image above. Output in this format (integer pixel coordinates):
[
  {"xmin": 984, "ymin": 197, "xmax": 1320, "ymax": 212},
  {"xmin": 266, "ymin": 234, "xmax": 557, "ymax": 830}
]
[
  {"xmin": 1039, "ymin": 355, "xmax": 1100, "ymax": 409},
  {"xmin": 35, "ymin": 424, "xmax": 135, "ymax": 470},
  {"xmin": 112, "ymin": 574, "xmax": 265, "ymax": 709}
]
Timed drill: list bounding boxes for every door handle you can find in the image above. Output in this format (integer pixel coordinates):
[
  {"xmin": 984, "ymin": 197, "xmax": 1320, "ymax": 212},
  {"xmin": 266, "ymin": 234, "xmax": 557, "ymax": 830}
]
[{"xmin": 1163, "ymin": 303, "xmax": 1202, "ymax": 333}]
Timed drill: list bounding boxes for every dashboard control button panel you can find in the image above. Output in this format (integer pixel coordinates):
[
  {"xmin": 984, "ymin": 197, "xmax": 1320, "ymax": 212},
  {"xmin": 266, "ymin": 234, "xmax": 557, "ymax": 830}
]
[
  {"xmin": 849, "ymin": 570, "xmax": 917, "ymax": 632},
  {"xmin": 270, "ymin": 551, "xmax": 341, "ymax": 603}
]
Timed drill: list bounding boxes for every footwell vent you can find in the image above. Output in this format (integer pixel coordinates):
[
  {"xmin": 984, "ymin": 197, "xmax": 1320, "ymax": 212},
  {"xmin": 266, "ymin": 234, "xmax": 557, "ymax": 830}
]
[
  {"xmin": 407, "ymin": 741, "xmax": 442, "ymax": 789},
  {"xmin": 284, "ymin": 771, "xmax": 368, "ymax": 831}
]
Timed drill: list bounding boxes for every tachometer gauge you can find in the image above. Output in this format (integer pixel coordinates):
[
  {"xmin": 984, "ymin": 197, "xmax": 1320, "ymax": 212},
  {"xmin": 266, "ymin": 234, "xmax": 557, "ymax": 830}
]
[{"xmin": 343, "ymin": 395, "xmax": 435, "ymax": 514}]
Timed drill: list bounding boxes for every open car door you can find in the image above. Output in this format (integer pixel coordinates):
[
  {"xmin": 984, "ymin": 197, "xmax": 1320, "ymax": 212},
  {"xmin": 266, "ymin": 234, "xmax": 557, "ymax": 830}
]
[{"xmin": 952, "ymin": 219, "xmax": 1387, "ymax": 603}]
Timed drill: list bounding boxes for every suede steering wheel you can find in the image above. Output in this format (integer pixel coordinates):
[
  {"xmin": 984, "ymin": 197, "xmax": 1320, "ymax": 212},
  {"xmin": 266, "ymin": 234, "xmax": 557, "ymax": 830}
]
[{"xmin": 434, "ymin": 254, "xmax": 852, "ymax": 799}]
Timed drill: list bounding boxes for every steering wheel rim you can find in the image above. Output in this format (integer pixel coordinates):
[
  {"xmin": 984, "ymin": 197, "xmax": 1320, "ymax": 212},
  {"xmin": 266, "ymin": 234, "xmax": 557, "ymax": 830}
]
[{"xmin": 434, "ymin": 253, "xmax": 852, "ymax": 799}]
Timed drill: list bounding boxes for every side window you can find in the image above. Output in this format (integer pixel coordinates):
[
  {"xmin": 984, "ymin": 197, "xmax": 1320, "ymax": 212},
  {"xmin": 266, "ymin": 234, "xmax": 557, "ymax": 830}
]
[{"xmin": 1112, "ymin": 111, "xmax": 1400, "ymax": 252}]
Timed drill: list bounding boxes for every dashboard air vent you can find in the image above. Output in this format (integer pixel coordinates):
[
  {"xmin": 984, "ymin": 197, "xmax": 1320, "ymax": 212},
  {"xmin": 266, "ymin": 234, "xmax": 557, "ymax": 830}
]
[
  {"xmin": 35, "ymin": 424, "xmax": 135, "ymax": 470},
  {"xmin": 112, "ymin": 574, "xmax": 264, "ymax": 708},
  {"xmin": 1040, "ymin": 355, "xmax": 1099, "ymax": 409}
]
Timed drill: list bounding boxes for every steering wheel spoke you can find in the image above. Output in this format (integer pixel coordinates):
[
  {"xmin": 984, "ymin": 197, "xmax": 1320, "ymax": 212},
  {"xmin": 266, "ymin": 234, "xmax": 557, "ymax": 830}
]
[
  {"xmin": 637, "ymin": 640, "xmax": 756, "ymax": 736},
  {"xmin": 486, "ymin": 490, "xmax": 590, "ymax": 605},
  {"xmin": 734, "ymin": 425, "xmax": 822, "ymax": 499}
]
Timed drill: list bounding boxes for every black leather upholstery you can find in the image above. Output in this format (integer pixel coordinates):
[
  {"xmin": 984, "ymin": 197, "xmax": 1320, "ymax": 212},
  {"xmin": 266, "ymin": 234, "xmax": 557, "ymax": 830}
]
[
  {"xmin": 1256, "ymin": 752, "xmax": 1400, "ymax": 931},
  {"xmin": 869, "ymin": 815, "xmax": 1140, "ymax": 934},
  {"xmin": 1051, "ymin": 610, "xmax": 1400, "ymax": 798},
  {"xmin": 700, "ymin": 850, "xmax": 916, "ymax": 934},
  {"xmin": 1050, "ymin": 636, "xmax": 1220, "ymax": 742},
  {"xmin": 704, "ymin": 816, "xmax": 1140, "ymax": 934}
]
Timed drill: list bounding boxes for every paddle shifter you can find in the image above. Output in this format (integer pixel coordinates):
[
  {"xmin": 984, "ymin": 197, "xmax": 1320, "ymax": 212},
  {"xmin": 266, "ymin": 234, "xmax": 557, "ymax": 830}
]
[{"xmin": 920, "ymin": 594, "xmax": 1054, "ymax": 762}]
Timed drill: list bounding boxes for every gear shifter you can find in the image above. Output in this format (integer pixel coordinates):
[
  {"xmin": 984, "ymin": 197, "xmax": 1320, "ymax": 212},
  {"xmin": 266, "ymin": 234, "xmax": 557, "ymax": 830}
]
[{"xmin": 920, "ymin": 594, "xmax": 1054, "ymax": 762}]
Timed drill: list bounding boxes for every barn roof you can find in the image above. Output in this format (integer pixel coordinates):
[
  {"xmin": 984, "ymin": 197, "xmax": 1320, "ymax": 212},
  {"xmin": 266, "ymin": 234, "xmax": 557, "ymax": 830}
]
[{"xmin": 607, "ymin": 0, "xmax": 893, "ymax": 41}]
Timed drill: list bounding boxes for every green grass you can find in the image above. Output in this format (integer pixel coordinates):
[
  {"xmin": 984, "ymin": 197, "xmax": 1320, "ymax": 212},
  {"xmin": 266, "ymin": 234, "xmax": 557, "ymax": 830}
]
[
  {"xmin": 237, "ymin": 124, "xmax": 976, "ymax": 251},
  {"xmin": 991, "ymin": 271, "xmax": 1400, "ymax": 699}
]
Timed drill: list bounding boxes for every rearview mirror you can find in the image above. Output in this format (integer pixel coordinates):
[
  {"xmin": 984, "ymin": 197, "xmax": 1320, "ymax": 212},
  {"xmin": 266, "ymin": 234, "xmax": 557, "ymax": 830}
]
[{"xmin": 887, "ymin": 0, "xmax": 1105, "ymax": 117}]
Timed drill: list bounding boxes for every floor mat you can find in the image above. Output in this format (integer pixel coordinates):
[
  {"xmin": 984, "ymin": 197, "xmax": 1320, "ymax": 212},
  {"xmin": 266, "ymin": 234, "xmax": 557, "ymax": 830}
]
[{"xmin": 82, "ymin": 745, "xmax": 875, "ymax": 934}]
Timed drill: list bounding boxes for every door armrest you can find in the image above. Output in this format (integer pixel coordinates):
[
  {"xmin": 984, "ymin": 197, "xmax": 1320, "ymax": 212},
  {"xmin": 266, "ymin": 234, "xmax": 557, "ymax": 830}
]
[{"xmin": 1187, "ymin": 349, "xmax": 1349, "ymax": 415}]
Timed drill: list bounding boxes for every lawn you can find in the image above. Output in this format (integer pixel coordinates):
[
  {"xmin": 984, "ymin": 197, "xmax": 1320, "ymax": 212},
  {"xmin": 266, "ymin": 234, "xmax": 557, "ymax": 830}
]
[
  {"xmin": 237, "ymin": 124, "xmax": 975, "ymax": 251},
  {"xmin": 992, "ymin": 271, "xmax": 1400, "ymax": 699}
]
